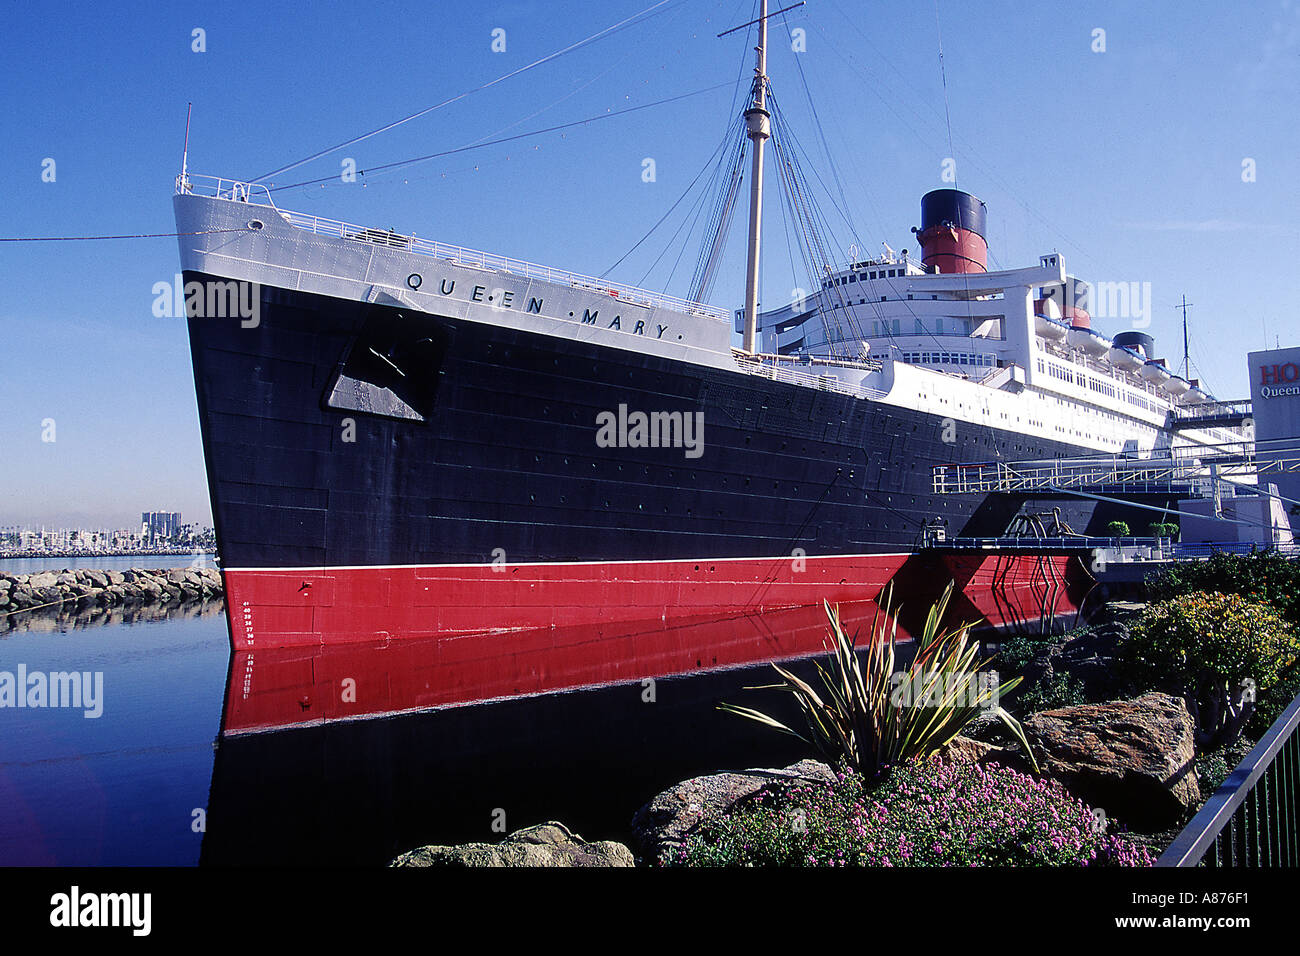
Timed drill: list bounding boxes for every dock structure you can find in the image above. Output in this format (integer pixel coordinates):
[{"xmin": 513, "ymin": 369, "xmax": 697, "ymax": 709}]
[
  {"xmin": 932, "ymin": 439, "xmax": 1300, "ymax": 498},
  {"xmin": 1169, "ymin": 398, "xmax": 1253, "ymax": 431}
]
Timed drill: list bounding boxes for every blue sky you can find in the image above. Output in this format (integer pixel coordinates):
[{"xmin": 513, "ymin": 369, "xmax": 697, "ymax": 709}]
[{"xmin": 2, "ymin": 0, "xmax": 1297, "ymax": 527}]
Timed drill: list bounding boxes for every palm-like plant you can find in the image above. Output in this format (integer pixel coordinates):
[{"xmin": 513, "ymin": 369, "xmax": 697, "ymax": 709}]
[{"xmin": 720, "ymin": 581, "xmax": 1038, "ymax": 783}]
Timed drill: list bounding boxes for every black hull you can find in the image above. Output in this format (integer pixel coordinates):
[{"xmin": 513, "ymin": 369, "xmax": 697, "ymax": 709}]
[{"xmin": 184, "ymin": 274, "xmax": 1172, "ymax": 569}]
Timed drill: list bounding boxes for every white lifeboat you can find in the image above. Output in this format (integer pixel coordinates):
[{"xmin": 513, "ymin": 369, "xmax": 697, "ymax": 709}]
[
  {"xmin": 1035, "ymin": 314, "xmax": 1068, "ymax": 340},
  {"xmin": 1067, "ymin": 326, "xmax": 1111, "ymax": 356},
  {"xmin": 1107, "ymin": 345, "xmax": 1144, "ymax": 371},
  {"xmin": 1140, "ymin": 360, "xmax": 1172, "ymax": 386},
  {"xmin": 1163, "ymin": 375, "xmax": 1190, "ymax": 397}
]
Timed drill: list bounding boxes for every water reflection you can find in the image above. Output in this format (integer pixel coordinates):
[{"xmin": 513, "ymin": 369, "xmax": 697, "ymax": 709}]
[
  {"xmin": 202, "ymin": 603, "xmax": 892, "ymax": 865},
  {"xmin": 2, "ymin": 597, "xmax": 225, "ymax": 636}
]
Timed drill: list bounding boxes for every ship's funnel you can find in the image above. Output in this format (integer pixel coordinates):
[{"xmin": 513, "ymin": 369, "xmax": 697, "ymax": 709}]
[
  {"xmin": 913, "ymin": 189, "xmax": 988, "ymax": 274},
  {"xmin": 1111, "ymin": 330, "xmax": 1155, "ymax": 359}
]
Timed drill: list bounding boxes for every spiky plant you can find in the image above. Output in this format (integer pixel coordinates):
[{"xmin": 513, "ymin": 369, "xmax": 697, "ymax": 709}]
[{"xmin": 719, "ymin": 581, "xmax": 1038, "ymax": 783}]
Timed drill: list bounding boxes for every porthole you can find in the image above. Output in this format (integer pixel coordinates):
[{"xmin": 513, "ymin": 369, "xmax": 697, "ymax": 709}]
[{"xmin": 247, "ymin": 219, "xmax": 264, "ymax": 230}]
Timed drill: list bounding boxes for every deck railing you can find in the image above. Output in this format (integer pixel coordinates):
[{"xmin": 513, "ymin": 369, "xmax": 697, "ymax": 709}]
[
  {"xmin": 176, "ymin": 173, "xmax": 729, "ymax": 321},
  {"xmin": 1158, "ymin": 688, "xmax": 1300, "ymax": 867}
]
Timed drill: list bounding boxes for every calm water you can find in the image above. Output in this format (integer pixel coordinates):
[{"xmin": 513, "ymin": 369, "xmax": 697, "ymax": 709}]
[
  {"xmin": 0, "ymin": 605, "xmax": 814, "ymax": 865},
  {"xmin": 0, "ymin": 554, "xmax": 218, "ymax": 575},
  {"xmin": 0, "ymin": 611, "xmax": 230, "ymax": 865}
]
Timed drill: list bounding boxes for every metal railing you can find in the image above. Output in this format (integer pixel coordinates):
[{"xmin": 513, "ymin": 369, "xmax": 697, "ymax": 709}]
[
  {"xmin": 1171, "ymin": 398, "xmax": 1253, "ymax": 422},
  {"xmin": 1158, "ymin": 688, "xmax": 1300, "ymax": 866},
  {"xmin": 732, "ymin": 354, "xmax": 887, "ymax": 399},
  {"xmin": 933, "ymin": 443, "xmax": 1300, "ymax": 495},
  {"xmin": 176, "ymin": 173, "xmax": 729, "ymax": 321},
  {"xmin": 1172, "ymin": 541, "xmax": 1300, "ymax": 560}
]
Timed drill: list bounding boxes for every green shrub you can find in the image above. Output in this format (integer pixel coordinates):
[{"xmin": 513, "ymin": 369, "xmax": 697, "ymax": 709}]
[
  {"xmin": 1148, "ymin": 522, "xmax": 1179, "ymax": 539},
  {"xmin": 719, "ymin": 583, "xmax": 1036, "ymax": 784},
  {"xmin": 1013, "ymin": 671, "xmax": 1089, "ymax": 715},
  {"xmin": 1122, "ymin": 591, "xmax": 1300, "ymax": 748},
  {"xmin": 1195, "ymin": 736, "xmax": 1255, "ymax": 798},
  {"xmin": 997, "ymin": 628, "xmax": 1072, "ymax": 676},
  {"xmin": 1146, "ymin": 549, "xmax": 1300, "ymax": 624},
  {"xmin": 1107, "ymin": 521, "xmax": 1131, "ymax": 537},
  {"xmin": 670, "ymin": 758, "xmax": 1154, "ymax": 867}
]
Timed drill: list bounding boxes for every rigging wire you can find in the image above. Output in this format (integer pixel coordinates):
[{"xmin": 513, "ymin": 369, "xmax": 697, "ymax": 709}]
[
  {"xmin": 266, "ymin": 84, "xmax": 733, "ymax": 192},
  {"xmin": 0, "ymin": 229, "xmax": 245, "ymax": 242},
  {"xmin": 251, "ymin": 0, "xmax": 689, "ymax": 182},
  {"xmin": 601, "ymin": 116, "xmax": 740, "ymax": 280}
]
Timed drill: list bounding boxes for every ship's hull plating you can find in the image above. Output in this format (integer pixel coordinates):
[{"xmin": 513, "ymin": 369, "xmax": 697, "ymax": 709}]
[{"xmin": 188, "ymin": 273, "xmax": 1103, "ymax": 659}]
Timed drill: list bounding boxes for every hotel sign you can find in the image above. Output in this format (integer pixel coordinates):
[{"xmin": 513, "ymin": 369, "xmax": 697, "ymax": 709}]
[{"xmin": 1258, "ymin": 361, "xmax": 1300, "ymax": 399}]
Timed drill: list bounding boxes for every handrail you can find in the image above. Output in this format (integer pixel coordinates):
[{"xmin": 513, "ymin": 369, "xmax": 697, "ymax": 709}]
[
  {"xmin": 732, "ymin": 354, "xmax": 885, "ymax": 400},
  {"xmin": 1158, "ymin": 687, "xmax": 1300, "ymax": 866},
  {"xmin": 176, "ymin": 173, "xmax": 729, "ymax": 320}
]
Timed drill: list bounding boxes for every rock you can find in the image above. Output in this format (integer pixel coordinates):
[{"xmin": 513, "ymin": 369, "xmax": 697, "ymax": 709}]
[
  {"xmin": 391, "ymin": 823, "xmax": 633, "ymax": 868},
  {"xmin": 1015, "ymin": 625, "xmax": 1130, "ymax": 704},
  {"xmin": 940, "ymin": 735, "xmax": 1004, "ymax": 766},
  {"xmin": 86, "ymin": 570, "xmax": 110, "ymax": 589},
  {"xmin": 630, "ymin": 759, "xmax": 835, "ymax": 865},
  {"xmin": 0, "ymin": 578, "xmax": 11, "ymax": 591},
  {"xmin": 105, "ymin": 570, "xmax": 125, "ymax": 586},
  {"xmin": 28, "ymin": 572, "xmax": 57, "ymax": 589},
  {"xmin": 55, "ymin": 572, "xmax": 77, "ymax": 587},
  {"xmin": 1023, "ymin": 692, "xmax": 1199, "ymax": 830},
  {"xmin": 166, "ymin": 569, "xmax": 189, "ymax": 585}
]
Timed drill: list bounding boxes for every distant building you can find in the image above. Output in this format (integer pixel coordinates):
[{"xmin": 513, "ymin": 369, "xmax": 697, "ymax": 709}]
[
  {"xmin": 141, "ymin": 511, "xmax": 182, "ymax": 541},
  {"xmin": 1248, "ymin": 347, "xmax": 1300, "ymax": 511}
]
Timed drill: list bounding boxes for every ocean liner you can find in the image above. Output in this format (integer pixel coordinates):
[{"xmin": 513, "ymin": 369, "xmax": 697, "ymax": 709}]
[{"xmin": 175, "ymin": 3, "xmax": 1243, "ymax": 668}]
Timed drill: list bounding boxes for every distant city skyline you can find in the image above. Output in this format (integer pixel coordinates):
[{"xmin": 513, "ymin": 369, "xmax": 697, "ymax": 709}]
[{"xmin": 2, "ymin": 0, "xmax": 1297, "ymax": 526}]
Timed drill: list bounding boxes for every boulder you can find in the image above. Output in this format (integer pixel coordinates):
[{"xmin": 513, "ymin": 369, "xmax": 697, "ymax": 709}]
[
  {"xmin": 1015, "ymin": 624, "xmax": 1131, "ymax": 704},
  {"xmin": 1023, "ymin": 692, "xmax": 1198, "ymax": 830},
  {"xmin": 939, "ymin": 735, "xmax": 1004, "ymax": 766},
  {"xmin": 86, "ymin": 570, "xmax": 110, "ymax": 589},
  {"xmin": 390, "ymin": 823, "xmax": 633, "ymax": 868},
  {"xmin": 630, "ymin": 759, "xmax": 835, "ymax": 865},
  {"xmin": 28, "ymin": 572, "xmax": 57, "ymax": 589},
  {"xmin": 105, "ymin": 570, "xmax": 125, "ymax": 586}
]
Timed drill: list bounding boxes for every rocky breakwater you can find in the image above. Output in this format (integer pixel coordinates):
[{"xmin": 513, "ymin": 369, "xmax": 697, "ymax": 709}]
[{"xmin": 0, "ymin": 567, "xmax": 224, "ymax": 617}]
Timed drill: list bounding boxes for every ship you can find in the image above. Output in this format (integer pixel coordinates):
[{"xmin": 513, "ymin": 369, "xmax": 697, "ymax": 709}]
[{"xmin": 174, "ymin": 2, "xmax": 1245, "ymax": 678}]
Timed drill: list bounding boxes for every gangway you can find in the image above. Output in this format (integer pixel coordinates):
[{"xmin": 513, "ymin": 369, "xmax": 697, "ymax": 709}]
[
  {"xmin": 933, "ymin": 440, "xmax": 1300, "ymax": 497},
  {"xmin": 1170, "ymin": 398, "xmax": 1253, "ymax": 431}
]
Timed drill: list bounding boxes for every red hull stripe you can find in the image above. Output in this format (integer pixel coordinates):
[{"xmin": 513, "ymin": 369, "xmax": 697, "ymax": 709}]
[
  {"xmin": 222, "ymin": 552, "xmax": 1084, "ymax": 647},
  {"xmin": 220, "ymin": 551, "xmax": 1086, "ymax": 732},
  {"xmin": 224, "ymin": 553, "xmax": 913, "ymax": 649}
]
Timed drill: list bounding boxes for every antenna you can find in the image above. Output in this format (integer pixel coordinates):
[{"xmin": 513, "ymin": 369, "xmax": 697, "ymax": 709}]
[
  {"xmin": 1175, "ymin": 294, "xmax": 1193, "ymax": 378},
  {"xmin": 181, "ymin": 102, "xmax": 193, "ymax": 191}
]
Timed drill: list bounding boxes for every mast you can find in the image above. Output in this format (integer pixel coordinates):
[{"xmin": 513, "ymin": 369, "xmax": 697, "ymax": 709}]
[
  {"xmin": 741, "ymin": 0, "xmax": 771, "ymax": 355},
  {"xmin": 1176, "ymin": 294, "xmax": 1193, "ymax": 378}
]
